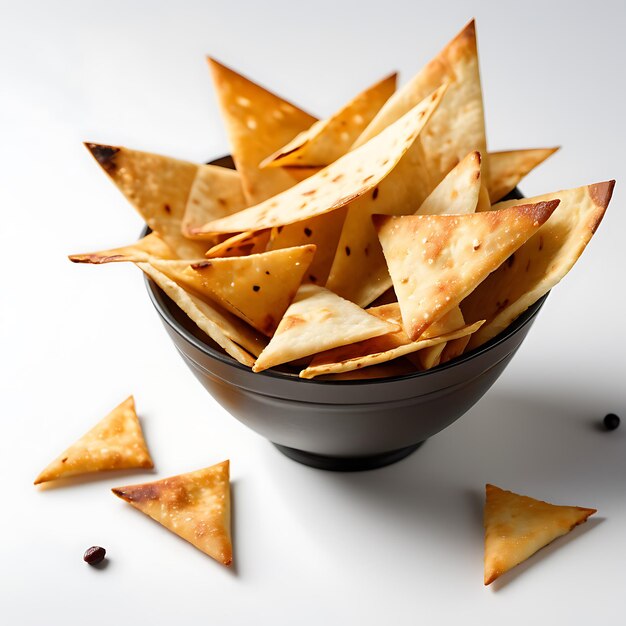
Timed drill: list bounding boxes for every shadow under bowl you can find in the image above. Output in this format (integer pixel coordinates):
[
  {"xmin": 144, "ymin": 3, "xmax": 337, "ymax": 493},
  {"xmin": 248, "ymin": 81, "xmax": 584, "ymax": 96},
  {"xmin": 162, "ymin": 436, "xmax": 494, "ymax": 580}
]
[{"xmin": 144, "ymin": 173, "xmax": 543, "ymax": 471}]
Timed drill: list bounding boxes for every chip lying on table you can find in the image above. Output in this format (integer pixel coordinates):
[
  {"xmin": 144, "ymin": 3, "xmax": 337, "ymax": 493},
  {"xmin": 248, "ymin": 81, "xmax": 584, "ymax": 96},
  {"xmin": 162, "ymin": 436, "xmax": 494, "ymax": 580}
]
[{"xmin": 73, "ymin": 19, "xmax": 614, "ymax": 379}]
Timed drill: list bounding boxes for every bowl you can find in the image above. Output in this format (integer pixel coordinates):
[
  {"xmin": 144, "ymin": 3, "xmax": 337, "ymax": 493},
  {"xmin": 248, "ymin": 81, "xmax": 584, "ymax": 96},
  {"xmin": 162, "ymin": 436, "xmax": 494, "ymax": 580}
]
[{"xmin": 144, "ymin": 160, "xmax": 545, "ymax": 471}]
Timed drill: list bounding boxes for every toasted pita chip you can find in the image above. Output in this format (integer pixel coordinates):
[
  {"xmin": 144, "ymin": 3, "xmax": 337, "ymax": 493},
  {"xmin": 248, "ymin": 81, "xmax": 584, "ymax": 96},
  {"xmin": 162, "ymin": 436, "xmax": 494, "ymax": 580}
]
[
  {"xmin": 182, "ymin": 165, "xmax": 247, "ymax": 239},
  {"xmin": 439, "ymin": 308, "xmax": 472, "ymax": 363},
  {"xmin": 113, "ymin": 460, "xmax": 232, "ymax": 566},
  {"xmin": 84, "ymin": 143, "xmax": 207, "ymax": 258},
  {"xmin": 462, "ymin": 182, "xmax": 614, "ymax": 349},
  {"xmin": 317, "ymin": 359, "xmax": 416, "ymax": 380},
  {"xmin": 301, "ymin": 318, "xmax": 483, "ymax": 378},
  {"xmin": 374, "ymin": 200, "xmax": 560, "ymax": 341},
  {"xmin": 138, "ymin": 263, "xmax": 264, "ymax": 362},
  {"xmin": 150, "ymin": 245, "xmax": 315, "ymax": 336},
  {"xmin": 194, "ymin": 85, "xmax": 446, "ymax": 236},
  {"xmin": 416, "ymin": 151, "xmax": 483, "ymax": 216},
  {"xmin": 265, "ymin": 207, "xmax": 348, "ymax": 285},
  {"xmin": 208, "ymin": 58, "xmax": 317, "ymax": 204},
  {"xmin": 252, "ymin": 284, "xmax": 399, "ymax": 373},
  {"xmin": 329, "ymin": 150, "xmax": 484, "ymax": 307},
  {"xmin": 205, "ymin": 230, "xmax": 271, "ymax": 258},
  {"xmin": 261, "ymin": 73, "xmax": 397, "ymax": 168},
  {"xmin": 352, "ymin": 20, "xmax": 488, "ymax": 185},
  {"xmin": 34, "ymin": 396, "xmax": 153, "ymax": 485},
  {"xmin": 484, "ymin": 484, "xmax": 596, "ymax": 585},
  {"xmin": 475, "ymin": 181, "xmax": 492, "ymax": 212},
  {"xmin": 69, "ymin": 233, "xmax": 175, "ymax": 264},
  {"xmin": 487, "ymin": 148, "xmax": 559, "ymax": 203}
]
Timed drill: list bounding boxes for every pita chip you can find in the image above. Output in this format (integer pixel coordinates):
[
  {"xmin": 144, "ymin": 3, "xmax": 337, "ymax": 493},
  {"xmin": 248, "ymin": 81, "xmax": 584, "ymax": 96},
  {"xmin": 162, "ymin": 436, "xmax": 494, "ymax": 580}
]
[
  {"xmin": 208, "ymin": 58, "xmax": 317, "ymax": 204},
  {"xmin": 194, "ymin": 85, "xmax": 446, "ymax": 236},
  {"xmin": 253, "ymin": 284, "xmax": 399, "ymax": 372},
  {"xmin": 462, "ymin": 182, "xmax": 613, "ymax": 349},
  {"xmin": 206, "ymin": 229, "xmax": 271, "ymax": 258},
  {"xmin": 138, "ymin": 263, "xmax": 264, "ymax": 362},
  {"xmin": 150, "ymin": 245, "xmax": 316, "ymax": 336},
  {"xmin": 374, "ymin": 200, "xmax": 560, "ymax": 341},
  {"xmin": 352, "ymin": 20, "xmax": 488, "ymax": 185},
  {"xmin": 484, "ymin": 484, "xmax": 596, "ymax": 585},
  {"xmin": 301, "ymin": 302, "xmax": 480, "ymax": 378},
  {"xmin": 486, "ymin": 148, "xmax": 559, "ymax": 203},
  {"xmin": 113, "ymin": 460, "xmax": 232, "ymax": 566},
  {"xmin": 317, "ymin": 359, "xmax": 416, "ymax": 380},
  {"xmin": 261, "ymin": 72, "xmax": 397, "ymax": 168},
  {"xmin": 475, "ymin": 181, "xmax": 492, "ymax": 212},
  {"xmin": 34, "ymin": 396, "xmax": 153, "ymax": 485},
  {"xmin": 69, "ymin": 233, "xmax": 175, "ymax": 264},
  {"xmin": 182, "ymin": 165, "xmax": 247, "ymax": 239},
  {"xmin": 265, "ymin": 207, "xmax": 348, "ymax": 285},
  {"xmin": 84, "ymin": 143, "xmax": 207, "ymax": 258}
]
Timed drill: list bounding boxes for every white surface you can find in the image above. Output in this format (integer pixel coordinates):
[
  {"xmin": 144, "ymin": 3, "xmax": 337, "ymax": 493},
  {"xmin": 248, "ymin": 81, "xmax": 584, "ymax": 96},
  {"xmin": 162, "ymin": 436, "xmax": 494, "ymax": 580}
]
[{"xmin": 1, "ymin": 1, "xmax": 625, "ymax": 623}]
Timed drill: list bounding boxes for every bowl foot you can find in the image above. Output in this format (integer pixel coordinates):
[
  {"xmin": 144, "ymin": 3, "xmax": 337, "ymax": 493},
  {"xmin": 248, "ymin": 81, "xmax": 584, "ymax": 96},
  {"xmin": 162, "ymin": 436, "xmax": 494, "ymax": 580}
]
[{"xmin": 272, "ymin": 442, "xmax": 423, "ymax": 472}]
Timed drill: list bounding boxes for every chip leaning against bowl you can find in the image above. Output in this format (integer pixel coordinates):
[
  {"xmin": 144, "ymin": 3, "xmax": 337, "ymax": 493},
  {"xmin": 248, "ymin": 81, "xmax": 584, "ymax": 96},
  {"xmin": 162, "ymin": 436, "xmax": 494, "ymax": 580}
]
[{"xmin": 70, "ymin": 19, "xmax": 614, "ymax": 380}]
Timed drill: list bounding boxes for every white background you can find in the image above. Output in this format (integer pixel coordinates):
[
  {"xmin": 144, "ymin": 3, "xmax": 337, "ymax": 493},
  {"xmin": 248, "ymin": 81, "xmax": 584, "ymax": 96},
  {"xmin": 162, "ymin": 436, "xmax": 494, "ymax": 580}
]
[{"xmin": 1, "ymin": 0, "xmax": 625, "ymax": 623}]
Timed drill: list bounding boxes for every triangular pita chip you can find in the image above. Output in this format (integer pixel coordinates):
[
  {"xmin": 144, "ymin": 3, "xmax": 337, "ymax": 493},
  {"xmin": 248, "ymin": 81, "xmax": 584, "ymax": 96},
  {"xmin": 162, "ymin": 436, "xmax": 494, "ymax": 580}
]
[
  {"xmin": 194, "ymin": 85, "xmax": 446, "ymax": 236},
  {"xmin": 486, "ymin": 148, "xmax": 559, "ymax": 203},
  {"xmin": 265, "ymin": 207, "xmax": 348, "ymax": 285},
  {"xmin": 439, "ymin": 307, "xmax": 472, "ymax": 363},
  {"xmin": 182, "ymin": 165, "xmax": 247, "ymax": 239},
  {"xmin": 84, "ymin": 143, "xmax": 207, "ymax": 258},
  {"xmin": 206, "ymin": 230, "xmax": 271, "ymax": 258},
  {"xmin": 69, "ymin": 233, "xmax": 175, "ymax": 264},
  {"xmin": 475, "ymin": 180, "xmax": 492, "ymax": 212},
  {"xmin": 484, "ymin": 484, "xmax": 596, "ymax": 585},
  {"xmin": 253, "ymin": 284, "xmax": 399, "ymax": 372},
  {"xmin": 208, "ymin": 58, "xmax": 317, "ymax": 204},
  {"xmin": 317, "ymin": 359, "xmax": 416, "ymax": 381},
  {"xmin": 150, "ymin": 245, "xmax": 316, "ymax": 336},
  {"xmin": 462, "ymin": 182, "xmax": 613, "ymax": 349},
  {"xmin": 34, "ymin": 396, "xmax": 153, "ymax": 485},
  {"xmin": 261, "ymin": 72, "xmax": 397, "ymax": 168},
  {"xmin": 333, "ymin": 150, "xmax": 485, "ymax": 306},
  {"xmin": 352, "ymin": 20, "xmax": 488, "ymax": 185},
  {"xmin": 374, "ymin": 200, "xmax": 560, "ymax": 340},
  {"xmin": 112, "ymin": 460, "xmax": 232, "ymax": 566},
  {"xmin": 300, "ymin": 303, "xmax": 482, "ymax": 378},
  {"xmin": 138, "ymin": 262, "xmax": 265, "ymax": 362}
]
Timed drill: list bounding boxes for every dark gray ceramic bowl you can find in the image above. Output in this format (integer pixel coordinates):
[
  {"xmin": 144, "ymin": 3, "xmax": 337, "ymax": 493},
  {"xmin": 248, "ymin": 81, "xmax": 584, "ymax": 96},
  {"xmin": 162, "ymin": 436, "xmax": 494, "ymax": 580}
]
[{"xmin": 144, "ymin": 161, "xmax": 544, "ymax": 471}]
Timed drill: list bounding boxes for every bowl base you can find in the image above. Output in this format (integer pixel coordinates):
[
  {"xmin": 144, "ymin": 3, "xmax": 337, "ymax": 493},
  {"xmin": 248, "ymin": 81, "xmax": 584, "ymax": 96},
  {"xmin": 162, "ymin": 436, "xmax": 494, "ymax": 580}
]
[{"xmin": 272, "ymin": 442, "xmax": 423, "ymax": 472}]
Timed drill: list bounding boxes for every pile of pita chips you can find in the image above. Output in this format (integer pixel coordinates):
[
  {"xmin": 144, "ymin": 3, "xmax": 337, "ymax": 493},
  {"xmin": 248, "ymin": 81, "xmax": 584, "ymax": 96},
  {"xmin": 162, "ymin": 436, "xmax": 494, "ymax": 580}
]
[
  {"xmin": 484, "ymin": 484, "xmax": 596, "ymax": 585},
  {"xmin": 113, "ymin": 460, "xmax": 233, "ymax": 567},
  {"xmin": 74, "ymin": 20, "xmax": 614, "ymax": 380},
  {"xmin": 34, "ymin": 396, "xmax": 153, "ymax": 485}
]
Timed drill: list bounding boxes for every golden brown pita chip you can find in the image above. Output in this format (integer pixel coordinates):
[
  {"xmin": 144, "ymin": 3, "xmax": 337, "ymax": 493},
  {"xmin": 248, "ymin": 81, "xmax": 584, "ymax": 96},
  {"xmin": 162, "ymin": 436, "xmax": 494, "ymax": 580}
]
[
  {"xmin": 34, "ymin": 396, "xmax": 153, "ymax": 485},
  {"xmin": 265, "ymin": 207, "xmax": 348, "ymax": 285},
  {"xmin": 328, "ymin": 148, "xmax": 483, "ymax": 308},
  {"xmin": 205, "ymin": 230, "xmax": 271, "ymax": 258},
  {"xmin": 462, "ymin": 182, "xmax": 613, "ymax": 349},
  {"xmin": 475, "ymin": 180, "xmax": 492, "ymax": 212},
  {"xmin": 317, "ymin": 359, "xmax": 415, "ymax": 380},
  {"xmin": 484, "ymin": 484, "xmax": 596, "ymax": 585},
  {"xmin": 374, "ymin": 200, "xmax": 560, "ymax": 341},
  {"xmin": 352, "ymin": 20, "xmax": 488, "ymax": 185},
  {"xmin": 182, "ymin": 165, "xmax": 247, "ymax": 239},
  {"xmin": 208, "ymin": 58, "xmax": 317, "ymax": 204},
  {"xmin": 261, "ymin": 72, "xmax": 397, "ymax": 168},
  {"xmin": 301, "ymin": 318, "xmax": 483, "ymax": 378},
  {"xmin": 84, "ymin": 143, "xmax": 207, "ymax": 258},
  {"xmin": 69, "ymin": 233, "xmax": 175, "ymax": 264},
  {"xmin": 487, "ymin": 148, "xmax": 559, "ymax": 203},
  {"xmin": 194, "ymin": 85, "xmax": 446, "ymax": 236},
  {"xmin": 150, "ymin": 245, "xmax": 316, "ymax": 336},
  {"xmin": 138, "ymin": 263, "xmax": 264, "ymax": 362},
  {"xmin": 253, "ymin": 284, "xmax": 399, "ymax": 373},
  {"xmin": 113, "ymin": 460, "xmax": 232, "ymax": 566}
]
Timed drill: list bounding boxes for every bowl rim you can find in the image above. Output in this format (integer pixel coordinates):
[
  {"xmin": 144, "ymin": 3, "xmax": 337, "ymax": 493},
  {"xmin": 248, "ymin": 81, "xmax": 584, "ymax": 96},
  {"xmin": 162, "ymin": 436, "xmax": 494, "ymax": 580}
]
[{"xmin": 145, "ymin": 258, "xmax": 548, "ymax": 386}]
